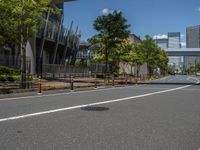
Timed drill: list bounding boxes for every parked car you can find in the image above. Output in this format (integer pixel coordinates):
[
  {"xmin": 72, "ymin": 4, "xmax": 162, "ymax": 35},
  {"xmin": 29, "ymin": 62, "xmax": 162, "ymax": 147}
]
[{"xmin": 196, "ymin": 71, "xmax": 200, "ymax": 76}]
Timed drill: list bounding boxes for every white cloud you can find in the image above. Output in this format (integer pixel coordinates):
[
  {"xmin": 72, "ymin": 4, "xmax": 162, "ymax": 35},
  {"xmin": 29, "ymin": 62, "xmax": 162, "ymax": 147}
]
[
  {"xmin": 153, "ymin": 34, "xmax": 168, "ymax": 39},
  {"xmin": 102, "ymin": 8, "xmax": 114, "ymax": 15},
  {"xmin": 198, "ymin": 7, "xmax": 200, "ymax": 12}
]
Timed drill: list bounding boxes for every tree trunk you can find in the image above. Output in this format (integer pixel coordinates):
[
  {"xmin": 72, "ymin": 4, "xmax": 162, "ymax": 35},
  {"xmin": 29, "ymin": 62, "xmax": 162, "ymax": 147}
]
[
  {"xmin": 20, "ymin": 43, "xmax": 26, "ymax": 89},
  {"xmin": 136, "ymin": 65, "xmax": 140, "ymax": 78}
]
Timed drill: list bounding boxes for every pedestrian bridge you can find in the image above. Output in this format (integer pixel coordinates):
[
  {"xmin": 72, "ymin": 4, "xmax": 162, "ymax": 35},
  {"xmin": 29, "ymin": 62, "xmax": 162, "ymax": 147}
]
[
  {"xmin": 164, "ymin": 48, "xmax": 200, "ymax": 69},
  {"xmin": 165, "ymin": 48, "xmax": 200, "ymax": 56}
]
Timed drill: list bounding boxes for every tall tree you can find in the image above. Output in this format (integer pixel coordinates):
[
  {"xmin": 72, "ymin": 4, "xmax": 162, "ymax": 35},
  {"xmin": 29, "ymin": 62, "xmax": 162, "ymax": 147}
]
[
  {"xmin": 0, "ymin": 0, "xmax": 57, "ymax": 88},
  {"xmin": 157, "ymin": 48, "xmax": 168, "ymax": 75},
  {"xmin": 139, "ymin": 35, "xmax": 168, "ymax": 77},
  {"xmin": 141, "ymin": 35, "xmax": 159, "ymax": 76},
  {"xmin": 90, "ymin": 10, "xmax": 130, "ymax": 74},
  {"xmin": 131, "ymin": 44, "xmax": 145, "ymax": 77}
]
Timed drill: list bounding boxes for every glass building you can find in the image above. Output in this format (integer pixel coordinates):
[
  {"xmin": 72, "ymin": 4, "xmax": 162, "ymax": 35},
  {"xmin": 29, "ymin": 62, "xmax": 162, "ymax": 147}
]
[
  {"xmin": 168, "ymin": 32, "xmax": 181, "ymax": 48},
  {"xmin": 155, "ymin": 38, "xmax": 168, "ymax": 49},
  {"xmin": 186, "ymin": 25, "xmax": 200, "ymax": 48}
]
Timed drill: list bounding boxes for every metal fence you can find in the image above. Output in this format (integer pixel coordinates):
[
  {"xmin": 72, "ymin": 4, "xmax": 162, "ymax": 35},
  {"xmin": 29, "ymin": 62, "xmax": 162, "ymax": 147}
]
[
  {"xmin": 0, "ymin": 55, "xmax": 31, "ymax": 72},
  {"xmin": 42, "ymin": 63, "xmax": 110, "ymax": 79}
]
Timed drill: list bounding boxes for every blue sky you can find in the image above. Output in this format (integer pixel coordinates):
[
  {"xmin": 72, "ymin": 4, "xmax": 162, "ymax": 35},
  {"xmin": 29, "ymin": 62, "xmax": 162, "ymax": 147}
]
[{"xmin": 64, "ymin": 0, "xmax": 200, "ymax": 45}]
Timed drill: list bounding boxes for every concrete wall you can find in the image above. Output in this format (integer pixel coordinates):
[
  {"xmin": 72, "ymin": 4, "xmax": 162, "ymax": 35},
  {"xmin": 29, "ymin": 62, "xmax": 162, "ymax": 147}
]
[
  {"xmin": 26, "ymin": 40, "xmax": 36, "ymax": 75},
  {"xmin": 119, "ymin": 62, "xmax": 148, "ymax": 75}
]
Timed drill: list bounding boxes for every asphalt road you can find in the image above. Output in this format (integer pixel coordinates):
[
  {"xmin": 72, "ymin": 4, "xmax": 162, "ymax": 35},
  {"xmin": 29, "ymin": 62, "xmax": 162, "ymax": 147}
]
[
  {"xmin": 150, "ymin": 75, "xmax": 200, "ymax": 84},
  {"xmin": 0, "ymin": 82, "xmax": 200, "ymax": 149}
]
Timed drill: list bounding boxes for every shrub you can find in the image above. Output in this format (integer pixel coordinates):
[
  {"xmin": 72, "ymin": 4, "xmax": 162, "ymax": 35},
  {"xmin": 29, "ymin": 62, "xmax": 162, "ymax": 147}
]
[
  {"xmin": 7, "ymin": 76, "xmax": 15, "ymax": 81},
  {"xmin": 12, "ymin": 75, "xmax": 20, "ymax": 81},
  {"xmin": 0, "ymin": 75, "xmax": 7, "ymax": 81},
  {"xmin": 0, "ymin": 65, "xmax": 20, "ymax": 75},
  {"xmin": 25, "ymin": 75, "xmax": 33, "ymax": 81},
  {"xmin": 0, "ymin": 75, "xmax": 20, "ymax": 82}
]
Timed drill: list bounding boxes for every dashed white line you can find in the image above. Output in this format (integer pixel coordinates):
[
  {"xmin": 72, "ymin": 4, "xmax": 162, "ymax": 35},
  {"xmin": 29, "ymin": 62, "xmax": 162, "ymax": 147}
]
[{"xmin": 0, "ymin": 85, "xmax": 191, "ymax": 123}]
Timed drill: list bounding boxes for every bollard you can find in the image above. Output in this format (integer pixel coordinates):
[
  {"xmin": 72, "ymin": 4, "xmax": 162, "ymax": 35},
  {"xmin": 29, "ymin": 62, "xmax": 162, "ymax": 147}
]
[
  {"xmin": 135, "ymin": 78, "xmax": 138, "ymax": 85},
  {"xmin": 125, "ymin": 77, "xmax": 128, "ymax": 86},
  {"xmin": 37, "ymin": 76, "xmax": 42, "ymax": 95},
  {"xmin": 94, "ymin": 75, "xmax": 97, "ymax": 89},
  {"xmin": 112, "ymin": 76, "xmax": 115, "ymax": 87},
  {"xmin": 70, "ymin": 76, "xmax": 74, "ymax": 91}
]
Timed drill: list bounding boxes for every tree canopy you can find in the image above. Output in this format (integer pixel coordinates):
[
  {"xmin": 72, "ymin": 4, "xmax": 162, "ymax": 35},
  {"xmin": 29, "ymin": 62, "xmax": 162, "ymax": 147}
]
[
  {"xmin": 89, "ymin": 10, "xmax": 130, "ymax": 74},
  {"xmin": 141, "ymin": 35, "xmax": 168, "ymax": 76},
  {"xmin": 0, "ymin": 0, "xmax": 57, "ymax": 88},
  {"xmin": 0, "ymin": 0, "xmax": 53, "ymax": 48}
]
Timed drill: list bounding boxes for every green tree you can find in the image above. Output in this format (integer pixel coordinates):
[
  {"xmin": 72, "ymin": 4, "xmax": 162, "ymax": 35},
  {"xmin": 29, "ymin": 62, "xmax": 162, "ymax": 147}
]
[
  {"xmin": 195, "ymin": 63, "xmax": 200, "ymax": 71},
  {"xmin": 157, "ymin": 49, "xmax": 168, "ymax": 75},
  {"xmin": 140, "ymin": 35, "xmax": 168, "ymax": 76},
  {"xmin": 0, "ymin": 0, "xmax": 57, "ymax": 88},
  {"xmin": 90, "ymin": 10, "xmax": 130, "ymax": 74},
  {"xmin": 131, "ymin": 44, "xmax": 145, "ymax": 77}
]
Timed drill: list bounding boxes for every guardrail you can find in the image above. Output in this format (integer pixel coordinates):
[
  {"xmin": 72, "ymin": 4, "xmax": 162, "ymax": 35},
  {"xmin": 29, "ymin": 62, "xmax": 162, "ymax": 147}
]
[{"xmin": 0, "ymin": 74, "xmax": 149, "ymax": 95}]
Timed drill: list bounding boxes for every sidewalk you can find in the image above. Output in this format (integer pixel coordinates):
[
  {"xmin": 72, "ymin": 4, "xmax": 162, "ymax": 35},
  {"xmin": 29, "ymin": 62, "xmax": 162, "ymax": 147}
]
[{"xmin": 0, "ymin": 76, "xmax": 147, "ymax": 96}]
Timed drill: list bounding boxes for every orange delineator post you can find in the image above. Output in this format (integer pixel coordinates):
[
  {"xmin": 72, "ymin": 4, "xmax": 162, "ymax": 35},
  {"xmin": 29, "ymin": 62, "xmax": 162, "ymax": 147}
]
[
  {"xmin": 94, "ymin": 76, "xmax": 97, "ymax": 89},
  {"xmin": 125, "ymin": 77, "xmax": 128, "ymax": 85},
  {"xmin": 37, "ymin": 77, "xmax": 42, "ymax": 95},
  {"xmin": 135, "ymin": 78, "xmax": 138, "ymax": 85},
  {"xmin": 70, "ymin": 76, "xmax": 74, "ymax": 91},
  {"xmin": 112, "ymin": 77, "xmax": 115, "ymax": 87}
]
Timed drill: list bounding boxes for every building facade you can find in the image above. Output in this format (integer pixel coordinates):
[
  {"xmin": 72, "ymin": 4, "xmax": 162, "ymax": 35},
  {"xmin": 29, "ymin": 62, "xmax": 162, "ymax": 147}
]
[
  {"xmin": 186, "ymin": 25, "xmax": 200, "ymax": 48},
  {"xmin": 154, "ymin": 32, "xmax": 182, "ymax": 71},
  {"xmin": 0, "ymin": 0, "xmax": 81, "ymax": 75},
  {"xmin": 168, "ymin": 32, "xmax": 181, "ymax": 48},
  {"xmin": 26, "ymin": 0, "xmax": 81, "ymax": 74},
  {"xmin": 155, "ymin": 38, "xmax": 168, "ymax": 49}
]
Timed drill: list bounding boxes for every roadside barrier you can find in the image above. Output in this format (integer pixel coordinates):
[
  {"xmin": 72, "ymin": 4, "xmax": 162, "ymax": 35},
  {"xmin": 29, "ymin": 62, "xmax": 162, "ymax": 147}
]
[
  {"xmin": 113, "ymin": 77, "xmax": 128, "ymax": 86},
  {"xmin": 112, "ymin": 76, "xmax": 115, "ymax": 87},
  {"xmin": 37, "ymin": 77, "xmax": 42, "ymax": 95},
  {"xmin": 94, "ymin": 76, "xmax": 97, "ymax": 89},
  {"xmin": 134, "ymin": 78, "xmax": 138, "ymax": 85},
  {"xmin": 70, "ymin": 76, "xmax": 74, "ymax": 91}
]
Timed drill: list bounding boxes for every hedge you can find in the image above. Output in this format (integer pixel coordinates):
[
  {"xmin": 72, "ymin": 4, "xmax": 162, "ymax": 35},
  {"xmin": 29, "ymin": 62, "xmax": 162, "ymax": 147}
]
[
  {"xmin": 0, "ymin": 65, "xmax": 20, "ymax": 75},
  {"xmin": 0, "ymin": 75, "xmax": 20, "ymax": 82}
]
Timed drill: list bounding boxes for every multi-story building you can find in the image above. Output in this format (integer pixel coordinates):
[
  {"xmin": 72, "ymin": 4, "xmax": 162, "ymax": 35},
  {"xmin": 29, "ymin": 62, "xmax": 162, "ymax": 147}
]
[
  {"xmin": 155, "ymin": 38, "xmax": 168, "ymax": 49},
  {"xmin": 168, "ymin": 32, "xmax": 181, "ymax": 48},
  {"xmin": 0, "ymin": 0, "xmax": 81, "ymax": 74},
  {"xmin": 186, "ymin": 25, "xmax": 200, "ymax": 48},
  {"xmin": 154, "ymin": 32, "xmax": 182, "ymax": 71}
]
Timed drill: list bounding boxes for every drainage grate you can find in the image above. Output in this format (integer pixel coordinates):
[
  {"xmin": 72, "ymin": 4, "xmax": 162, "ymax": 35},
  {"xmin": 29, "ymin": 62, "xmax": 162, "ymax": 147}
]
[{"xmin": 81, "ymin": 106, "xmax": 109, "ymax": 111}]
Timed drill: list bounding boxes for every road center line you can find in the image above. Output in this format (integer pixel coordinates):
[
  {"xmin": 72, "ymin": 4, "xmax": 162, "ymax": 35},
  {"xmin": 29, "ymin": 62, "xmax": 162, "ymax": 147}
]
[{"xmin": 0, "ymin": 85, "xmax": 191, "ymax": 123}]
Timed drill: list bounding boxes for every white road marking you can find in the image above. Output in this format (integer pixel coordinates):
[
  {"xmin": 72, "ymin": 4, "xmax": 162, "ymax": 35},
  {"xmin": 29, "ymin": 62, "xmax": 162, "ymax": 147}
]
[{"xmin": 0, "ymin": 85, "xmax": 191, "ymax": 123}]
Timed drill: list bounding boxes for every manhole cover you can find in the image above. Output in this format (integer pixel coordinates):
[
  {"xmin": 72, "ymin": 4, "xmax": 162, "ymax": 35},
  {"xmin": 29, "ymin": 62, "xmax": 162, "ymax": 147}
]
[
  {"xmin": 17, "ymin": 130, "xmax": 23, "ymax": 134},
  {"xmin": 81, "ymin": 106, "xmax": 109, "ymax": 111}
]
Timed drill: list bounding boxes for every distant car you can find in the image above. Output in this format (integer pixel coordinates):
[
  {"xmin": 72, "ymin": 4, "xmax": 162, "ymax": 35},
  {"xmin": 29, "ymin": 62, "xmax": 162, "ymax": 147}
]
[
  {"xmin": 196, "ymin": 72, "xmax": 200, "ymax": 76},
  {"xmin": 169, "ymin": 72, "xmax": 175, "ymax": 75}
]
